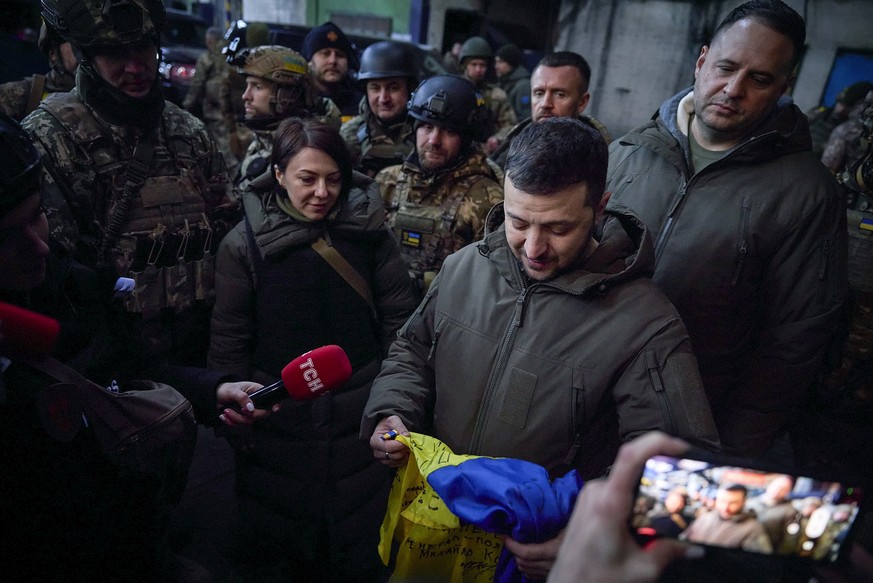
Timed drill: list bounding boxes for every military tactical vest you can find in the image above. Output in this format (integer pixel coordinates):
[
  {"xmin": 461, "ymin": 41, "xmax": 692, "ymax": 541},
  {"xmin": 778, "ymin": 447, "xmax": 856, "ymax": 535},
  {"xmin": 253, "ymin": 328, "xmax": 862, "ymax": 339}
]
[
  {"xmin": 38, "ymin": 94, "xmax": 219, "ymax": 320},
  {"xmin": 355, "ymin": 116, "xmax": 414, "ymax": 177},
  {"xmin": 386, "ymin": 171, "xmax": 484, "ymax": 290}
]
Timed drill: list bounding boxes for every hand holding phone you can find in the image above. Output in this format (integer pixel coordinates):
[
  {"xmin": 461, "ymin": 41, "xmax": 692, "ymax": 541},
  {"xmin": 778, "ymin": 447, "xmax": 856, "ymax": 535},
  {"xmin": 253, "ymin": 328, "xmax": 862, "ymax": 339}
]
[
  {"xmin": 548, "ymin": 432, "xmax": 701, "ymax": 583},
  {"xmin": 632, "ymin": 453, "xmax": 864, "ymax": 565}
]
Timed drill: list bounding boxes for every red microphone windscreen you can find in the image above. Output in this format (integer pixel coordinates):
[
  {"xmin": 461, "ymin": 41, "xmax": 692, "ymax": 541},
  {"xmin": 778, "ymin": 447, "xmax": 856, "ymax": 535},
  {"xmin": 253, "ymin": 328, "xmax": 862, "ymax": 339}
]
[
  {"xmin": 281, "ymin": 345, "xmax": 352, "ymax": 400},
  {"xmin": 0, "ymin": 301, "xmax": 61, "ymax": 356}
]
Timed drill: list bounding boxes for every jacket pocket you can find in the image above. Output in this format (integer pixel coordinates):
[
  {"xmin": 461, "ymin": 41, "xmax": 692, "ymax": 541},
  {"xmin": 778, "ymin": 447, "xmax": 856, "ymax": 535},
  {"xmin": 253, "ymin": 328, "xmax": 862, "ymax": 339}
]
[
  {"xmin": 645, "ymin": 349, "xmax": 677, "ymax": 435},
  {"xmin": 496, "ymin": 367, "xmax": 538, "ymax": 428},
  {"xmin": 563, "ymin": 370, "xmax": 587, "ymax": 466},
  {"xmin": 731, "ymin": 197, "xmax": 752, "ymax": 287}
]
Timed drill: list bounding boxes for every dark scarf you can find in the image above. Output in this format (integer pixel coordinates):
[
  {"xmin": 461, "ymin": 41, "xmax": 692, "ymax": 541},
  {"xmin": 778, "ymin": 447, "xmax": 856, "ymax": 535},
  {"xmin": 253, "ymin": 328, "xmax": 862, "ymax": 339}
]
[{"xmin": 77, "ymin": 64, "xmax": 165, "ymax": 130}]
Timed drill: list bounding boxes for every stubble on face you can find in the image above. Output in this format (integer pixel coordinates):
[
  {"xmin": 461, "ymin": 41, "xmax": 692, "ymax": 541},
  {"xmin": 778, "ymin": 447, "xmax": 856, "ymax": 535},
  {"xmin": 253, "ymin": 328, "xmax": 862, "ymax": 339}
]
[{"xmin": 691, "ymin": 19, "xmax": 794, "ymax": 149}]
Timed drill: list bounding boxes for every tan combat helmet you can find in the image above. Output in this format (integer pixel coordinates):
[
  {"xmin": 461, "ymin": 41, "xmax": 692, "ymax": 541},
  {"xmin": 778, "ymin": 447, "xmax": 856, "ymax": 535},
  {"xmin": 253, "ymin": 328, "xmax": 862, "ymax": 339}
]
[{"xmin": 232, "ymin": 45, "xmax": 318, "ymax": 117}]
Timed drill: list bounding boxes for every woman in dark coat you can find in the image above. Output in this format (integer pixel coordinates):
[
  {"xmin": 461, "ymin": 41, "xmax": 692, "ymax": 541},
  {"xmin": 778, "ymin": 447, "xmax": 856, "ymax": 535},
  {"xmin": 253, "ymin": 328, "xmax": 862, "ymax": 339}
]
[{"xmin": 208, "ymin": 117, "xmax": 417, "ymax": 582}]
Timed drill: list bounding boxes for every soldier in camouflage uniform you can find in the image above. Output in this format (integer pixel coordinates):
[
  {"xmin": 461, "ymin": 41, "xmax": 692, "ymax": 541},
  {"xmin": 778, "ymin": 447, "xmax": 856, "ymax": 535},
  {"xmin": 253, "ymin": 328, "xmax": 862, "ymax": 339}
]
[
  {"xmin": 459, "ymin": 36, "xmax": 517, "ymax": 154},
  {"xmin": 183, "ymin": 26, "xmax": 238, "ymax": 176},
  {"xmin": 376, "ymin": 75, "xmax": 503, "ymax": 294},
  {"xmin": 340, "ymin": 41, "xmax": 417, "ymax": 177},
  {"xmin": 490, "ymin": 51, "xmax": 611, "ymax": 175},
  {"xmin": 821, "ymin": 89, "xmax": 873, "ymax": 174},
  {"xmin": 0, "ymin": 23, "xmax": 78, "ymax": 121},
  {"xmin": 219, "ymin": 21, "xmax": 270, "ymax": 168},
  {"xmin": 22, "ymin": 0, "xmax": 230, "ymax": 368},
  {"xmin": 807, "ymin": 81, "xmax": 873, "ymax": 159},
  {"xmin": 231, "ymin": 45, "xmax": 341, "ymax": 197}
]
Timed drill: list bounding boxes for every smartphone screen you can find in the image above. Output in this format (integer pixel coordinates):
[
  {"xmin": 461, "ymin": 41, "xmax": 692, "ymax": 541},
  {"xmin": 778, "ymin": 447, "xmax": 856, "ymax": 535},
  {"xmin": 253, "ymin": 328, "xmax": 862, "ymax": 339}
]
[{"xmin": 632, "ymin": 455, "xmax": 863, "ymax": 563}]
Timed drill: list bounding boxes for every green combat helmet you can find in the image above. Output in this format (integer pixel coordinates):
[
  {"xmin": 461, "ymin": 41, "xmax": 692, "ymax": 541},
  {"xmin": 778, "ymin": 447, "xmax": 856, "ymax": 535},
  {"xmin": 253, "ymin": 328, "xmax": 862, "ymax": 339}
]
[
  {"xmin": 40, "ymin": 0, "xmax": 165, "ymax": 50},
  {"xmin": 459, "ymin": 36, "xmax": 493, "ymax": 64},
  {"xmin": 231, "ymin": 45, "xmax": 318, "ymax": 117},
  {"xmin": 407, "ymin": 75, "xmax": 490, "ymax": 142}
]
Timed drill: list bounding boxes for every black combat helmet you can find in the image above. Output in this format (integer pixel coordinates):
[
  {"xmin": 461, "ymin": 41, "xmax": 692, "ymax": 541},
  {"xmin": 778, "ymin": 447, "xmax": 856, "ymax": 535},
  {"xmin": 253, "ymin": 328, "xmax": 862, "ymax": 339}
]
[
  {"xmin": 357, "ymin": 41, "xmax": 417, "ymax": 89},
  {"xmin": 0, "ymin": 113, "xmax": 42, "ymax": 217},
  {"xmin": 221, "ymin": 19, "xmax": 269, "ymax": 62},
  {"xmin": 40, "ymin": 0, "xmax": 165, "ymax": 51},
  {"xmin": 407, "ymin": 75, "xmax": 489, "ymax": 141},
  {"xmin": 222, "ymin": 19, "xmax": 248, "ymax": 62}
]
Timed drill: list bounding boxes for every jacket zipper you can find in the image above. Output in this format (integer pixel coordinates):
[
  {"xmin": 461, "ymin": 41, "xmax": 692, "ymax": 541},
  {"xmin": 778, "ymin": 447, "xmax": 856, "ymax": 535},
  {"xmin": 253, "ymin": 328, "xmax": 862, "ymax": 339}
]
[
  {"xmin": 651, "ymin": 132, "xmax": 773, "ymax": 265},
  {"xmin": 563, "ymin": 385, "xmax": 585, "ymax": 466},
  {"xmin": 653, "ymin": 181, "xmax": 688, "ymax": 264},
  {"xmin": 469, "ymin": 264, "xmax": 529, "ymax": 454},
  {"xmin": 817, "ymin": 238, "xmax": 833, "ymax": 305},
  {"xmin": 732, "ymin": 197, "xmax": 752, "ymax": 286}
]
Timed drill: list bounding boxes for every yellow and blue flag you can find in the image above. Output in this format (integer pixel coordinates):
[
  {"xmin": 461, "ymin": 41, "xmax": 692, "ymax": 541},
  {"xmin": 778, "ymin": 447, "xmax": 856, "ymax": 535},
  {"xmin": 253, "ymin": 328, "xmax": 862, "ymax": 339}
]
[{"xmin": 380, "ymin": 432, "xmax": 583, "ymax": 583}]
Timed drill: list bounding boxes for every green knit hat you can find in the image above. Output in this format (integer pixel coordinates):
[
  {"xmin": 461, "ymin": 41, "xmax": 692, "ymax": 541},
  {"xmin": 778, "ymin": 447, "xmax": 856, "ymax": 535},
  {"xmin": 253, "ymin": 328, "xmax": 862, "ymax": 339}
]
[{"xmin": 495, "ymin": 44, "xmax": 522, "ymax": 68}]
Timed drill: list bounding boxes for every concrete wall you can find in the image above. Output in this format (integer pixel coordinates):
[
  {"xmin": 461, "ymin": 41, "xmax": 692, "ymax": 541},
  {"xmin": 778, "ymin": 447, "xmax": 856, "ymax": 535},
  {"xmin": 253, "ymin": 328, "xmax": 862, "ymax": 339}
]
[
  {"xmin": 556, "ymin": 0, "xmax": 873, "ymax": 139},
  {"xmin": 241, "ymin": 0, "xmax": 306, "ymax": 24},
  {"xmin": 427, "ymin": 0, "xmax": 485, "ymax": 49}
]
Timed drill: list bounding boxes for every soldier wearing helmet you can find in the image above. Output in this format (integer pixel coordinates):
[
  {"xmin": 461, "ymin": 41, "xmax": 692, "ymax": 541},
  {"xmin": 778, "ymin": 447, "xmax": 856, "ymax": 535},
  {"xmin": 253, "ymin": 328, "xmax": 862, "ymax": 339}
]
[
  {"xmin": 340, "ymin": 41, "xmax": 418, "ymax": 177},
  {"xmin": 0, "ymin": 23, "xmax": 79, "ymax": 121},
  {"xmin": 459, "ymin": 36, "xmax": 517, "ymax": 154},
  {"xmin": 375, "ymin": 74, "xmax": 503, "ymax": 294},
  {"xmin": 230, "ymin": 44, "xmax": 341, "ymax": 196},
  {"xmin": 22, "ymin": 0, "xmax": 232, "ymax": 368}
]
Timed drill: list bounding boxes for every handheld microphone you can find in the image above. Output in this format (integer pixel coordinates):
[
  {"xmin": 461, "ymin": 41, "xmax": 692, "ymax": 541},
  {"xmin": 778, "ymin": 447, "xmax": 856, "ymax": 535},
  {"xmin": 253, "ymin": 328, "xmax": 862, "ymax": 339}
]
[
  {"xmin": 113, "ymin": 277, "xmax": 135, "ymax": 299},
  {"xmin": 247, "ymin": 345, "xmax": 352, "ymax": 409},
  {"xmin": 0, "ymin": 301, "xmax": 61, "ymax": 356}
]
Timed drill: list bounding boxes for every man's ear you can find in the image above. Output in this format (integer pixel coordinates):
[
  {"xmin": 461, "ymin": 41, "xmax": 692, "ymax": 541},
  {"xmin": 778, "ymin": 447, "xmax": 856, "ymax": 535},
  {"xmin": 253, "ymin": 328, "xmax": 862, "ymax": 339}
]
[
  {"xmin": 780, "ymin": 73, "xmax": 796, "ymax": 96},
  {"xmin": 577, "ymin": 92, "xmax": 590, "ymax": 115},
  {"xmin": 596, "ymin": 191, "xmax": 612, "ymax": 224},
  {"xmin": 694, "ymin": 45, "xmax": 709, "ymax": 79}
]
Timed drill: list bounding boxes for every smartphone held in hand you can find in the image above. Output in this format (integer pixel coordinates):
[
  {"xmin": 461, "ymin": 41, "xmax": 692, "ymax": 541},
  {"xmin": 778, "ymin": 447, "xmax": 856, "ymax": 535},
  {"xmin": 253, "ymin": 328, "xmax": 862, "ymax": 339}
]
[{"xmin": 631, "ymin": 452, "xmax": 864, "ymax": 565}]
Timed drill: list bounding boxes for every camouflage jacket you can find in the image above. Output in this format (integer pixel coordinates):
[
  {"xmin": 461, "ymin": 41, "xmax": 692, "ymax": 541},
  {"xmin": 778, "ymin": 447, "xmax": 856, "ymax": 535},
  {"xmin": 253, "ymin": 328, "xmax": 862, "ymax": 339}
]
[
  {"xmin": 375, "ymin": 146, "xmax": 503, "ymax": 282},
  {"xmin": 0, "ymin": 68, "xmax": 75, "ymax": 121},
  {"xmin": 182, "ymin": 48, "xmax": 230, "ymax": 124},
  {"xmin": 22, "ymin": 88, "xmax": 229, "ymax": 273},
  {"xmin": 806, "ymin": 105, "xmax": 838, "ymax": 160},
  {"xmin": 340, "ymin": 97, "xmax": 415, "ymax": 176},
  {"xmin": 477, "ymin": 82, "xmax": 518, "ymax": 141},
  {"xmin": 820, "ymin": 100, "xmax": 869, "ymax": 173}
]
